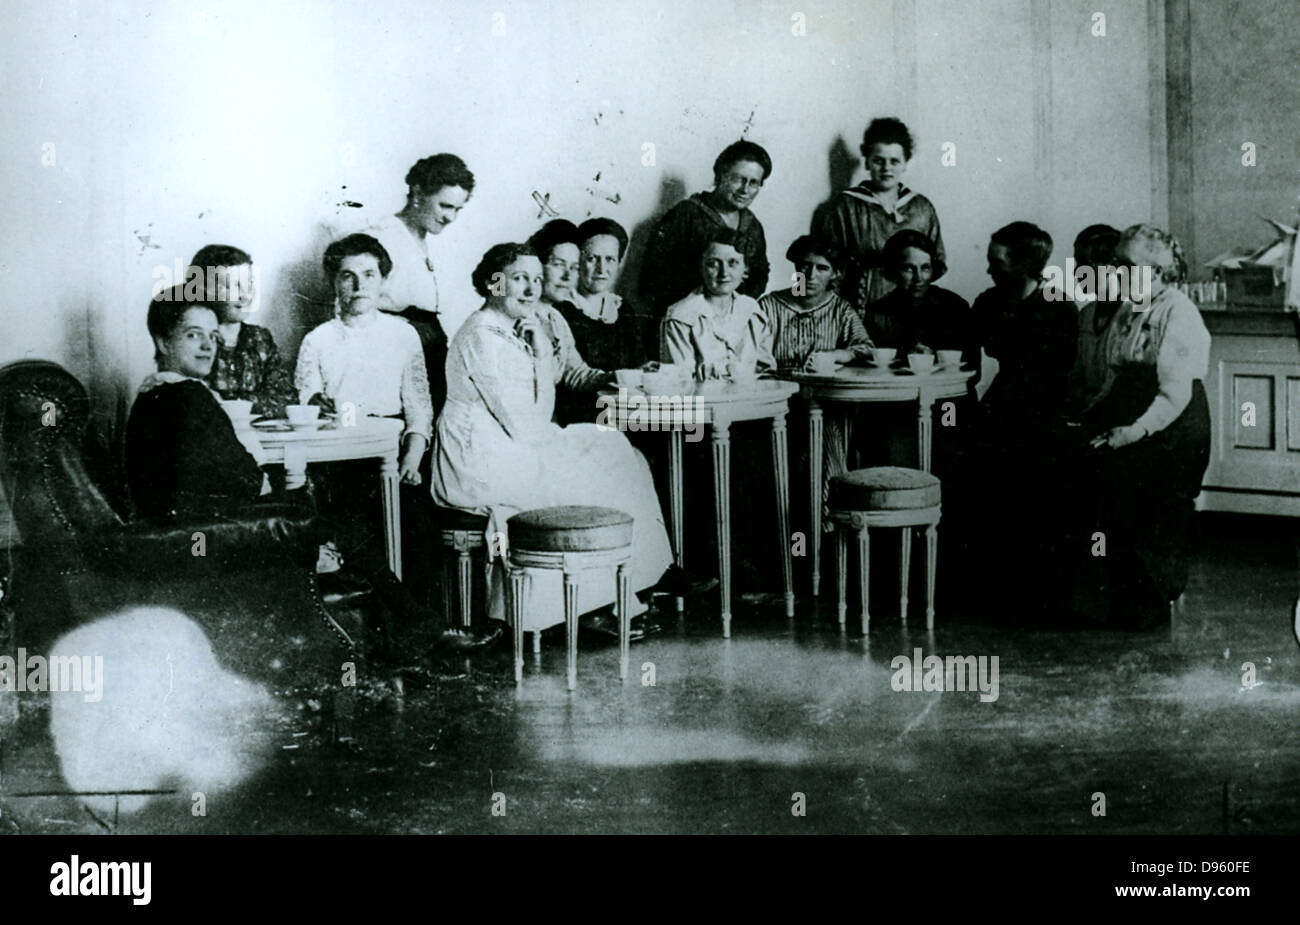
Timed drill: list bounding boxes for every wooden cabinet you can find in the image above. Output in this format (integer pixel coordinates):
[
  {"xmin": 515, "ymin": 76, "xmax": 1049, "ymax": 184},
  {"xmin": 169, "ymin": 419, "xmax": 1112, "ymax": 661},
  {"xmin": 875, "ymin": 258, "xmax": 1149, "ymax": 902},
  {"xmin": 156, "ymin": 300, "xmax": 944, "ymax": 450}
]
[{"xmin": 1198, "ymin": 309, "xmax": 1300, "ymax": 515}]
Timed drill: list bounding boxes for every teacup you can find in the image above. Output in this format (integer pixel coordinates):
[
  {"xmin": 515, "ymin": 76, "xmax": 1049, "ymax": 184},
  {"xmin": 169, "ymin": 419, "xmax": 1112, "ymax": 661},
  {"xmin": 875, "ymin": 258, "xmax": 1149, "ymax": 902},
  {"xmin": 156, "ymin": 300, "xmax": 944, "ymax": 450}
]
[
  {"xmin": 728, "ymin": 363, "xmax": 759, "ymax": 387},
  {"xmin": 614, "ymin": 369, "xmax": 645, "ymax": 390},
  {"xmin": 285, "ymin": 404, "xmax": 322, "ymax": 430},
  {"xmin": 936, "ymin": 350, "xmax": 963, "ymax": 368},
  {"xmin": 808, "ymin": 353, "xmax": 839, "ymax": 375},
  {"xmin": 907, "ymin": 353, "xmax": 936, "ymax": 374},
  {"xmin": 871, "ymin": 347, "xmax": 897, "ymax": 366},
  {"xmin": 220, "ymin": 399, "xmax": 254, "ymax": 427}
]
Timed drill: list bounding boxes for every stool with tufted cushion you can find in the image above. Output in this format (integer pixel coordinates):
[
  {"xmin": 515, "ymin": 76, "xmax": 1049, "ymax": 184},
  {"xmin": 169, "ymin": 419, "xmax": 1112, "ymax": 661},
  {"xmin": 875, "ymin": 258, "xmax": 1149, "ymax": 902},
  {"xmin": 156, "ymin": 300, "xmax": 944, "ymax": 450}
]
[
  {"xmin": 436, "ymin": 507, "xmax": 490, "ymax": 629},
  {"xmin": 825, "ymin": 467, "xmax": 941, "ymax": 633},
  {"xmin": 506, "ymin": 505, "xmax": 634, "ymax": 689}
]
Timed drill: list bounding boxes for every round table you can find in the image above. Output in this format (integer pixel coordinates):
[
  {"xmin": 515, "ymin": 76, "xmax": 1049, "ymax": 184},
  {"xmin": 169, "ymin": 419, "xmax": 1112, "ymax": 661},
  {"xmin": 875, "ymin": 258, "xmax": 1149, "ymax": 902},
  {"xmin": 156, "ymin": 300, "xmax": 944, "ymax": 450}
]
[
  {"xmin": 783, "ymin": 364, "xmax": 975, "ymax": 596},
  {"xmin": 597, "ymin": 379, "xmax": 799, "ymax": 637},
  {"xmin": 249, "ymin": 416, "xmax": 405, "ymax": 578}
]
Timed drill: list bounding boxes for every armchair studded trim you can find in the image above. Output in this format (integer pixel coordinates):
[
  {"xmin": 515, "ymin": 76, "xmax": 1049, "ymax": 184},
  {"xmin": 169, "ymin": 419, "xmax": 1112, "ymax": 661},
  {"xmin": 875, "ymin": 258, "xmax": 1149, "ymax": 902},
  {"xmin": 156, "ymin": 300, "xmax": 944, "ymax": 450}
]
[{"xmin": 0, "ymin": 360, "xmax": 362, "ymax": 686}]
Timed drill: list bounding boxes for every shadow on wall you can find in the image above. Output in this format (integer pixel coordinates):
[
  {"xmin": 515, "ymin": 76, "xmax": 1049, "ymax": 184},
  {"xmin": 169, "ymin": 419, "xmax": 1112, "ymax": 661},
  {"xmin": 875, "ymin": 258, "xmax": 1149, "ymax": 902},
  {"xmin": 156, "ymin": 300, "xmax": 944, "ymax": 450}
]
[
  {"xmin": 809, "ymin": 135, "xmax": 859, "ymax": 238},
  {"xmin": 272, "ymin": 223, "xmax": 339, "ymax": 361},
  {"xmin": 621, "ymin": 172, "xmax": 686, "ymax": 305}
]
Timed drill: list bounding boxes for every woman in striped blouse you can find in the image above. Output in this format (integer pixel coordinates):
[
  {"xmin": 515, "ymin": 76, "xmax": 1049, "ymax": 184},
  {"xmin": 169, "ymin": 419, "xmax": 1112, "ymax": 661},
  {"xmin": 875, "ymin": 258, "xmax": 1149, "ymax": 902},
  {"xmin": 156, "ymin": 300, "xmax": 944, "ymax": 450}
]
[{"xmin": 758, "ymin": 234, "xmax": 873, "ymax": 373}]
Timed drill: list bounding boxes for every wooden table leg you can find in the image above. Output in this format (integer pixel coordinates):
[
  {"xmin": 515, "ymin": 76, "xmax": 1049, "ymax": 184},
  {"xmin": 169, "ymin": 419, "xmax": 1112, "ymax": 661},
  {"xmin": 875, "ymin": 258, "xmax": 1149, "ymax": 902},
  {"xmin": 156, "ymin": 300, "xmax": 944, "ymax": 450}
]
[
  {"xmin": 858, "ymin": 526, "xmax": 871, "ymax": 635},
  {"xmin": 772, "ymin": 413, "xmax": 794, "ymax": 618},
  {"xmin": 808, "ymin": 400, "xmax": 823, "ymax": 597},
  {"xmin": 283, "ymin": 446, "xmax": 308, "ymax": 490},
  {"xmin": 509, "ymin": 566, "xmax": 526, "ymax": 683},
  {"xmin": 925, "ymin": 522, "xmax": 939, "ymax": 630},
  {"xmin": 899, "ymin": 528, "xmax": 911, "ymax": 625},
  {"xmin": 617, "ymin": 562, "xmax": 631, "ymax": 680},
  {"xmin": 564, "ymin": 571, "xmax": 580, "ymax": 691},
  {"xmin": 712, "ymin": 421, "xmax": 732, "ymax": 637},
  {"xmin": 669, "ymin": 429, "xmax": 685, "ymax": 613},
  {"xmin": 917, "ymin": 390, "xmax": 934, "ymax": 473},
  {"xmin": 379, "ymin": 454, "xmax": 403, "ymax": 580}
]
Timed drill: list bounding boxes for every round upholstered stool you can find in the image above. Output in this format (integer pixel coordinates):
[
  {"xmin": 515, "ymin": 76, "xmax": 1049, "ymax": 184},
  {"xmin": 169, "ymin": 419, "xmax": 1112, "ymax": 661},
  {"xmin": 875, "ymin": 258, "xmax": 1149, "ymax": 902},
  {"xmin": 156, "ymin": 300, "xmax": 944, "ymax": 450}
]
[
  {"xmin": 436, "ymin": 507, "xmax": 490, "ymax": 628},
  {"xmin": 825, "ymin": 467, "xmax": 941, "ymax": 633},
  {"xmin": 506, "ymin": 505, "xmax": 634, "ymax": 690}
]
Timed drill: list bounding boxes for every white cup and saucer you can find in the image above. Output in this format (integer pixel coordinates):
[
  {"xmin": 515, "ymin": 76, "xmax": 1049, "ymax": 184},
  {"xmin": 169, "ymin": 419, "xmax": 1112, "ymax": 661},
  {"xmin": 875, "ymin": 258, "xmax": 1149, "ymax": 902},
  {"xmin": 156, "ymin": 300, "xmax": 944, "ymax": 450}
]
[
  {"xmin": 285, "ymin": 404, "xmax": 323, "ymax": 432},
  {"xmin": 220, "ymin": 399, "xmax": 255, "ymax": 430},
  {"xmin": 906, "ymin": 353, "xmax": 936, "ymax": 375},
  {"xmin": 869, "ymin": 347, "xmax": 897, "ymax": 368},
  {"xmin": 936, "ymin": 349, "xmax": 963, "ymax": 370}
]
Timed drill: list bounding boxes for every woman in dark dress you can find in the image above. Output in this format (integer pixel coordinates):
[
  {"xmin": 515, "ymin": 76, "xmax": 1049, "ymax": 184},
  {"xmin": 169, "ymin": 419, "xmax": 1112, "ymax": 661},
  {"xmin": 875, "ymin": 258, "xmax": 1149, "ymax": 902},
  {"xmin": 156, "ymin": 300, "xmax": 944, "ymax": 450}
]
[
  {"xmin": 1078, "ymin": 224, "xmax": 1211, "ymax": 629},
  {"xmin": 950, "ymin": 222, "xmax": 1079, "ymax": 623},
  {"xmin": 126, "ymin": 296, "xmax": 496, "ymax": 656},
  {"xmin": 860, "ymin": 229, "xmax": 980, "ymax": 472},
  {"xmin": 638, "ymin": 140, "xmax": 772, "ymax": 319},
  {"xmin": 562, "ymin": 217, "xmax": 652, "ymax": 373}
]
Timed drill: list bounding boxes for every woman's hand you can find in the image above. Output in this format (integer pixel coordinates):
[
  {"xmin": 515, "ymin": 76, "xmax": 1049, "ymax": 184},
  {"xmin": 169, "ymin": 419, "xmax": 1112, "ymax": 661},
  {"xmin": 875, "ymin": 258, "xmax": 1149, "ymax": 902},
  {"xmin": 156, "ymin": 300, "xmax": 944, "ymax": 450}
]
[
  {"xmin": 307, "ymin": 392, "xmax": 336, "ymax": 415},
  {"xmin": 399, "ymin": 435, "xmax": 428, "ymax": 486},
  {"xmin": 1090, "ymin": 422, "xmax": 1146, "ymax": 450}
]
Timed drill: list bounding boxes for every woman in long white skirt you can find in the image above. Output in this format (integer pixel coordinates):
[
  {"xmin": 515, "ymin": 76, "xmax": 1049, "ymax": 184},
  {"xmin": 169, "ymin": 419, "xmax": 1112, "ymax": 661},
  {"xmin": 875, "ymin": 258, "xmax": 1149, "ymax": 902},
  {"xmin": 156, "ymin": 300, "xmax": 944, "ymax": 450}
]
[{"xmin": 432, "ymin": 243, "xmax": 673, "ymax": 630}]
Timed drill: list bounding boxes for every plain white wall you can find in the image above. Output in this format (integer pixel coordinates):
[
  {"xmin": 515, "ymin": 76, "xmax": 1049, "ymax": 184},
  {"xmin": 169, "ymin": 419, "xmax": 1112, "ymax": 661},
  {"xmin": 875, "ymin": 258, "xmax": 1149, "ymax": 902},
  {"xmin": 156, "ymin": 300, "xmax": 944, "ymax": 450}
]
[{"xmin": 1, "ymin": 0, "xmax": 1162, "ymax": 420}]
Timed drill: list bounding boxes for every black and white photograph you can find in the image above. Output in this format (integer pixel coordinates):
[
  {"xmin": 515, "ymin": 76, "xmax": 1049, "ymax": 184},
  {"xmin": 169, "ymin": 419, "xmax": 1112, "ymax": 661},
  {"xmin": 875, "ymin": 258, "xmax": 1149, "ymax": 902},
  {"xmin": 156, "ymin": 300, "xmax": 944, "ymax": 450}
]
[{"xmin": 0, "ymin": 0, "xmax": 1297, "ymax": 886}]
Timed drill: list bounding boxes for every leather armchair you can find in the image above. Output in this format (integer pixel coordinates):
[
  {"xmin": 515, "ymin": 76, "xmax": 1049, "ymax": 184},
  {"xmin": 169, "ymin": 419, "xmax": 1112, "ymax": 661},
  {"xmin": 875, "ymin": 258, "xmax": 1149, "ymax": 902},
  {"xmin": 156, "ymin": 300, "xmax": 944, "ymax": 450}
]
[{"xmin": 0, "ymin": 360, "xmax": 368, "ymax": 688}]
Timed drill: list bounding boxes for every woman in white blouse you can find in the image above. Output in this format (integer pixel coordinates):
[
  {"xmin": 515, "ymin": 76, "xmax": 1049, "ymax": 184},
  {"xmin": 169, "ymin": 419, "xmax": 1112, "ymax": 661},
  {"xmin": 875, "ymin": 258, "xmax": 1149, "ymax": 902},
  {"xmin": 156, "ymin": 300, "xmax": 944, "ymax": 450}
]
[
  {"xmin": 295, "ymin": 234, "xmax": 434, "ymax": 485},
  {"xmin": 660, "ymin": 228, "xmax": 775, "ymax": 380},
  {"xmin": 433, "ymin": 243, "xmax": 673, "ymax": 631},
  {"xmin": 1080, "ymin": 223, "xmax": 1211, "ymax": 629}
]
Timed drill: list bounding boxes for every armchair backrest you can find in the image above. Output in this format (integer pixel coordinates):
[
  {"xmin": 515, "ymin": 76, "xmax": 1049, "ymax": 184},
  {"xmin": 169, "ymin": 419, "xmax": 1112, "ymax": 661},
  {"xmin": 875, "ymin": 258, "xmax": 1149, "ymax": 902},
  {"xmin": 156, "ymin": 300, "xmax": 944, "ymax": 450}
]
[{"xmin": 0, "ymin": 361, "xmax": 126, "ymax": 550}]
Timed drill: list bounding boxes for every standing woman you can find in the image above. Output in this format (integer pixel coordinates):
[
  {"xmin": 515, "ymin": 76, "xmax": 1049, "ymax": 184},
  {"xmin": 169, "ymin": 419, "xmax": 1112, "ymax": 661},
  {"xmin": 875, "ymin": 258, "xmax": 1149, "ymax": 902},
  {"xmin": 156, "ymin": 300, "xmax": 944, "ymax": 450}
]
[
  {"xmin": 818, "ymin": 117, "xmax": 945, "ymax": 314},
  {"xmin": 366, "ymin": 153, "xmax": 475, "ymax": 413},
  {"xmin": 1082, "ymin": 224, "xmax": 1211, "ymax": 629},
  {"xmin": 639, "ymin": 140, "xmax": 772, "ymax": 318}
]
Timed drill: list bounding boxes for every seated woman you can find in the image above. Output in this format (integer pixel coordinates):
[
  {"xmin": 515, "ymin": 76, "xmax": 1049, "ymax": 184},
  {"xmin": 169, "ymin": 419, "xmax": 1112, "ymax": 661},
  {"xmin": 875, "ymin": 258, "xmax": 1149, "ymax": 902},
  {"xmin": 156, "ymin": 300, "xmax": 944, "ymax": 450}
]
[
  {"xmin": 525, "ymin": 219, "xmax": 627, "ymax": 425},
  {"xmin": 191, "ymin": 244, "xmax": 297, "ymax": 419},
  {"xmin": 639, "ymin": 140, "xmax": 772, "ymax": 318},
  {"xmin": 566, "ymin": 217, "xmax": 652, "ymax": 372},
  {"xmin": 294, "ymin": 234, "xmax": 438, "ymax": 608},
  {"xmin": 126, "ymin": 294, "xmax": 493, "ymax": 656},
  {"xmin": 128, "ymin": 300, "xmax": 271, "ymax": 520},
  {"xmin": 1079, "ymin": 224, "xmax": 1211, "ymax": 630},
  {"xmin": 759, "ymin": 233, "xmax": 871, "ymax": 493},
  {"xmin": 759, "ymin": 234, "xmax": 872, "ymax": 373},
  {"xmin": 432, "ymin": 243, "xmax": 673, "ymax": 633},
  {"xmin": 1065, "ymin": 224, "xmax": 1123, "ymax": 415},
  {"xmin": 866, "ymin": 229, "xmax": 978, "ymax": 372},
  {"xmin": 661, "ymin": 229, "xmax": 775, "ymax": 379},
  {"xmin": 817, "ymin": 117, "xmax": 946, "ymax": 314},
  {"xmin": 953, "ymin": 222, "xmax": 1079, "ymax": 622},
  {"xmin": 973, "ymin": 222, "xmax": 1077, "ymax": 439},
  {"xmin": 294, "ymin": 234, "xmax": 433, "ymax": 486},
  {"xmin": 661, "ymin": 231, "xmax": 780, "ymax": 588}
]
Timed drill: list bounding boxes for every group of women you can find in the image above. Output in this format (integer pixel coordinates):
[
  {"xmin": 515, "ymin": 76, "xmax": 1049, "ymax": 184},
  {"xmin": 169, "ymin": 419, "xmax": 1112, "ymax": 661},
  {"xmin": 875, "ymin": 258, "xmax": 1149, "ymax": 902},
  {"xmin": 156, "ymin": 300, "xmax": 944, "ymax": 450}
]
[{"xmin": 127, "ymin": 118, "xmax": 1211, "ymax": 654}]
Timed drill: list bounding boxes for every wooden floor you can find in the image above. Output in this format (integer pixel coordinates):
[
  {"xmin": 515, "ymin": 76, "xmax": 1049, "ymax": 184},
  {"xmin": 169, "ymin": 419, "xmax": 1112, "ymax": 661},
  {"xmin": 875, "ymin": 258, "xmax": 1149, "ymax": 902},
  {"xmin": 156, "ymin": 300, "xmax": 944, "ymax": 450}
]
[{"xmin": 2, "ymin": 512, "xmax": 1298, "ymax": 834}]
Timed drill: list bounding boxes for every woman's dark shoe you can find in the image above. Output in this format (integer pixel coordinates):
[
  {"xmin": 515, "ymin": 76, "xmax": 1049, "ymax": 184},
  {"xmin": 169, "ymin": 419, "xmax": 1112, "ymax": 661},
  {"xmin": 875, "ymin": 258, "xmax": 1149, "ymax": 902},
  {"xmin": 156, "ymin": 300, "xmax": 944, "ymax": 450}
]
[
  {"xmin": 652, "ymin": 565, "xmax": 718, "ymax": 598},
  {"xmin": 579, "ymin": 610, "xmax": 662, "ymax": 641},
  {"xmin": 427, "ymin": 623, "xmax": 503, "ymax": 656}
]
